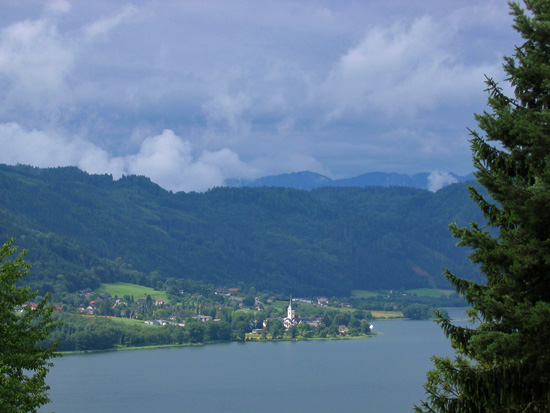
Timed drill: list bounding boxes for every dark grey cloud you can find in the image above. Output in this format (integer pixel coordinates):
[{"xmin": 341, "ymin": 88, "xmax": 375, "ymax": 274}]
[{"xmin": 0, "ymin": 0, "xmax": 518, "ymax": 191}]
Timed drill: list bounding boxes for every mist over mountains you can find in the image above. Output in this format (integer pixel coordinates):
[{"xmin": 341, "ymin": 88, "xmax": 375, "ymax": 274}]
[{"xmin": 226, "ymin": 171, "xmax": 475, "ymax": 192}]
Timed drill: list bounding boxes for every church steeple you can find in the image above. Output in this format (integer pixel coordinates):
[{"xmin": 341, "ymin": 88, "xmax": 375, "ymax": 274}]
[{"xmin": 287, "ymin": 294, "xmax": 295, "ymax": 321}]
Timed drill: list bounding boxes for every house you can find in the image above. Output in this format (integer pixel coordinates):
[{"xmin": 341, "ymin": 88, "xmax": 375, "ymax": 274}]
[
  {"xmin": 294, "ymin": 298, "xmax": 313, "ymax": 304},
  {"xmin": 154, "ymin": 299, "xmax": 166, "ymax": 306},
  {"xmin": 300, "ymin": 317, "xmax": 321, "ymax": 327},
  {"xmin": 145, "ymin": 319, "xmax": 168, "ymax": 326},
  {"xmin": 81, "ymin": 306, "xmax": 94, "ymax": 315},
  {"xmin": 338, "ymin": 325, "xmax": 349, "ymax": 335},
  {"xmin": 317, "ymin": 297, "xmax": 329, "ymax": 306},
  {"xmin": 192, "ymin": 315, "xmax": 212, "ymax": 323}
]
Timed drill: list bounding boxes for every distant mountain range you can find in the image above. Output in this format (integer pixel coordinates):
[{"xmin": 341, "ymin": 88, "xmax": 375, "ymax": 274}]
[{"xmin": 226, "ymin": 171, "xmax": 475, "ymax": 191}]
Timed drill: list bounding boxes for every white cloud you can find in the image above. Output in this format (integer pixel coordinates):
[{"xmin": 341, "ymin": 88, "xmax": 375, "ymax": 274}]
[
  {"xmin": 0, "ymin": 123, "xmax": 256, "ymax": 192},
  {"xmin": 321, "ymin": 15, "xmax": 501, "ymax": 120},
  {"xmin": 0, "ymin": 122, "xmax": 86, "ymax": 166},
  {"xmin": 428, "ymin": 171, "xmax": 458, "ymax": 192},
  {"xmin": 83, "ymin": 5, "xmax": 138, "ymax": 40},
  {"xmin": 127, "ymin": 129, "xmax": 258, "ymax": 192},
  {"xmin": 0, "ymin": 17, "xmax": 73, "ymax": 109}
]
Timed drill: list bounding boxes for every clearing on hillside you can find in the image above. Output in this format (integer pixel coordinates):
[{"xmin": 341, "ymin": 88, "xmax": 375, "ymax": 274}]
[{"xmin": 95, "ymin": 282, "xmax": 169, "ymax": 301}]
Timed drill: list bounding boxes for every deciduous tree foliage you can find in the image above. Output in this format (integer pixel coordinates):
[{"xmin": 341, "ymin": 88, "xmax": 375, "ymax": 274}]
[
  {"xmin": 417, "ymin": 1, "xmax": 550, "ymax": 411},
  {"xmin": 0, "ymin": 239, "xmax": 59, "ymax": 412}
]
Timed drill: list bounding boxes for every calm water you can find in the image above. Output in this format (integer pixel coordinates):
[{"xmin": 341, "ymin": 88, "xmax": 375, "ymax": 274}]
[{"xmin": 40, "ymin": 308, "xmax": 467, "ymax": 413}]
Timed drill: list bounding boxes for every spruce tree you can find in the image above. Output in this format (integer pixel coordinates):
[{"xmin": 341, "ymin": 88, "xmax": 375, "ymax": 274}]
[{"xmin": 417, "ymin": 1, "xmax": 550, "ymax": 411}]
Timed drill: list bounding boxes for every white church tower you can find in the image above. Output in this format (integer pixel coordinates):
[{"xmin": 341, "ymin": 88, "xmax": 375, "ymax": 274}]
[{"xmin": 287, "ymin": 295, "xmax": 295, "ymax": 321}]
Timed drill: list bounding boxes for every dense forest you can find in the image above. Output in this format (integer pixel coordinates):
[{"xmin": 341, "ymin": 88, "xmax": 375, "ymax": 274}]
[{"xmin": 0, "ymin": 164, "xmax": 484, "ymax": 297}]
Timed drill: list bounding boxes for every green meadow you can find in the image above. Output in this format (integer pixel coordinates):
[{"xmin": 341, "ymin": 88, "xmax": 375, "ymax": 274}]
[
  {"xmin": 405, "ymin": 288, "xmax": 455, "ymax": 297},
  {"xmin": 95, "ymin": 282, "xmax": 168, "ymax": 301}
]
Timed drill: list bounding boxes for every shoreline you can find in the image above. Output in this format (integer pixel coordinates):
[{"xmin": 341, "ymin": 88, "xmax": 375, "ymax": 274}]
[{"xmin": 57, "ymin": 333, "xmax": 376, "ymax": 355}]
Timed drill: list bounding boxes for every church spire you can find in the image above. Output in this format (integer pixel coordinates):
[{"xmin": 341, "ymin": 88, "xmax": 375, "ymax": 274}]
[{"xmin": 287, "ymin": 294, "xmax": 295, "ymax": 321}]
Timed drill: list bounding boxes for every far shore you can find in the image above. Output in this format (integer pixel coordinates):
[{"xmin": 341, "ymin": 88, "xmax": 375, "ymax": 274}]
[{"xmin": 57, "ymin": 332, "xmax": 380, "ymax": 355}]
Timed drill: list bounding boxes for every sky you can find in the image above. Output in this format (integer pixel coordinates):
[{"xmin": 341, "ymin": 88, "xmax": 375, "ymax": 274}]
[{"xmin": 0, "ymin": 0, "xmax": 520, "ymax": 192}]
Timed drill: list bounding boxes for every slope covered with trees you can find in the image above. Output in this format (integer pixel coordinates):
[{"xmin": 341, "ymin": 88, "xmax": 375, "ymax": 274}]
[{"xmin": 0, "ymin": 163, "xmax": 483, "ymax": 297}]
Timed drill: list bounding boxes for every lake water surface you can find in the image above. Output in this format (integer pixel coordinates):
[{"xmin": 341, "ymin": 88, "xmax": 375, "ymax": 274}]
[{"xmin": 41, "ymin": 308, "xmax": 467, "ymax": 412}]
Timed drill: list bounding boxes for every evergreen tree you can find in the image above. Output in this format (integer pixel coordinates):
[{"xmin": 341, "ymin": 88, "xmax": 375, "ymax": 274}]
[
  {"xmin": 417, "ymin": 2, "xmax": 550, "ymax": 411},
  {"xmin": 0, "ymin": 239, "xmax": 60, "ymax": 412}
]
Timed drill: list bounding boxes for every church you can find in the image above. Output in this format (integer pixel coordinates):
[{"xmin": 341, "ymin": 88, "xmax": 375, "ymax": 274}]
[
  {"xmin": 282, "ymin": 295, "xmax": 321, "ymax": 329},
  {"xmin": 283, "ymin": 295, "xmax": 297, "ymax": 329}
]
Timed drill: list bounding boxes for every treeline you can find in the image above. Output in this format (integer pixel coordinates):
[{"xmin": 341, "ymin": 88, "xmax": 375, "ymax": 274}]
[
  {"xmin": 0, "ymin": 164, "xmax": 484, "ymax": 296},
  {"xmin": 45, "ymin": 306, "xmax": 377, "ymax": 352},
  {"xmin": 46, "ymin": 313, "xmax": 232, "ymax": 351}
]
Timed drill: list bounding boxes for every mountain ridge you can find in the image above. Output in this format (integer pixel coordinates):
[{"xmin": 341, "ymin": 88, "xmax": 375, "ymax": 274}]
[
  {"xmin": 0, "ymin": 164, "xmax": 482, "ymax": 297},
  {"xmin": 226, "ymin": 170, "xmax": 475, "ymax": 191}
]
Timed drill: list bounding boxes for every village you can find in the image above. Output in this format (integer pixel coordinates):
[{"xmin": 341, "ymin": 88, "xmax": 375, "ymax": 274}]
[{"xmin": 70, "ymin": 285, "xmax": 365, "ymax": 338}]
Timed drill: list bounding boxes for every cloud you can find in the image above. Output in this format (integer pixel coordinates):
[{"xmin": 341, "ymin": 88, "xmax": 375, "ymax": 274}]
[
  {"xmin": 321, "ymin": 15, "xmax": 501, "ymax": 121},
  {"xmin": 126, "ymin": 130, "xmax": 258, "ymax": 192},
  {"xmin": 46, "ymin": 0, "xmax": 71, "ymax": 15},
  {"xmin": 428, "ymin": 171, "xmax": 458, "ymax": 192},
  {"xmin": 0, "ymin": 123, "xmax": 256, "ymax": 192},
  {"xmin": 0, "ymin": 1, "xmax": 516, "ymax": 185},
  {"xmin": 0, "ymin": 16, "xmax": 74, "ymax": 112},
  {"xmin": 83, "ymin": 5, "xmax": 138, "ymax": 40}
]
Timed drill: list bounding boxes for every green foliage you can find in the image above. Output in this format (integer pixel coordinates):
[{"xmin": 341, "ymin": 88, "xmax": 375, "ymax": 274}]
[
  {"xmin": 402, "ymin": 304, "xmax": 431, "ymax": 320},
  {"xmin": 0, "ymin": 164, "xmax": 483, "ymax": 297},
  {"xmin": 0, "ymin": 239, "xmax": 59, "ymax": 412},
  {"xmin": 418, "ymin": 2, "xmax": 550, "ymax": 411}
]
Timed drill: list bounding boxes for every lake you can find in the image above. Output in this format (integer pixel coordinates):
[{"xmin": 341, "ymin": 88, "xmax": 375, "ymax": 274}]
[{"xmin": 40, "ymin": 308, "xmax": 468, "ymax": 413}]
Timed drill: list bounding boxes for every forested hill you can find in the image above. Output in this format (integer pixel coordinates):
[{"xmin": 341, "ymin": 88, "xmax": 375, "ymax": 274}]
[{"xmin": 0, "ymin": 164, "xmax": 483, "ymax": 297}]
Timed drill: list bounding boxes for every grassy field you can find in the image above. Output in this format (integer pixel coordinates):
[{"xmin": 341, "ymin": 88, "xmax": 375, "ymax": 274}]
[
  {"xmin": 405, "ymin": 288, "xmax": 455, "ymax": 297},
  {"xmin": 82, "ymin": 315, "xmax": 155, "ymax": 327},
  {"xmin": 370, "ymin": 310, "xmax": 403, "ymax": 319},
  {"xmin": 272, "ymin": 301, "xmax": 290, "ymax": 310},
  {"xmin": 95, "ymin": 282, "xmax": 168, "ymax": 301},
  {"xmin": 351, "ymin": 290, "xmax": 380, "ymax": 298}
]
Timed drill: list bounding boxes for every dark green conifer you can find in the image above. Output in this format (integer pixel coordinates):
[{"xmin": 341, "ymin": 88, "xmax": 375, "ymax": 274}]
[{"xmin": 417, "ymin": 1, "xmax": 550, "ymax": 411}]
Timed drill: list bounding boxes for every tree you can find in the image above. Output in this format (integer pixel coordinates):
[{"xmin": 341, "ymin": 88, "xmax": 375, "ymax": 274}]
[
  {"xmin": 288, "ymin": 325, "xmax": 298, "ymax": 339},
  {"xmin": 0, "ymin": 239, "xmax": 60, "ymax": 412},
  {"xmin": 417, "ymin": 2, "xmax": 550, "ymax": 411},
  {"xmin": 402, "ymin": 303, "xmax": 431, "ymax": 320}
]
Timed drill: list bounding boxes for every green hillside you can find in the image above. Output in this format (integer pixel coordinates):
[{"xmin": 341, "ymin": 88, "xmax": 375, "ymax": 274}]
[{"xmin": 0, "ymin": 164, "xmax": 483, "ymax": 297}]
